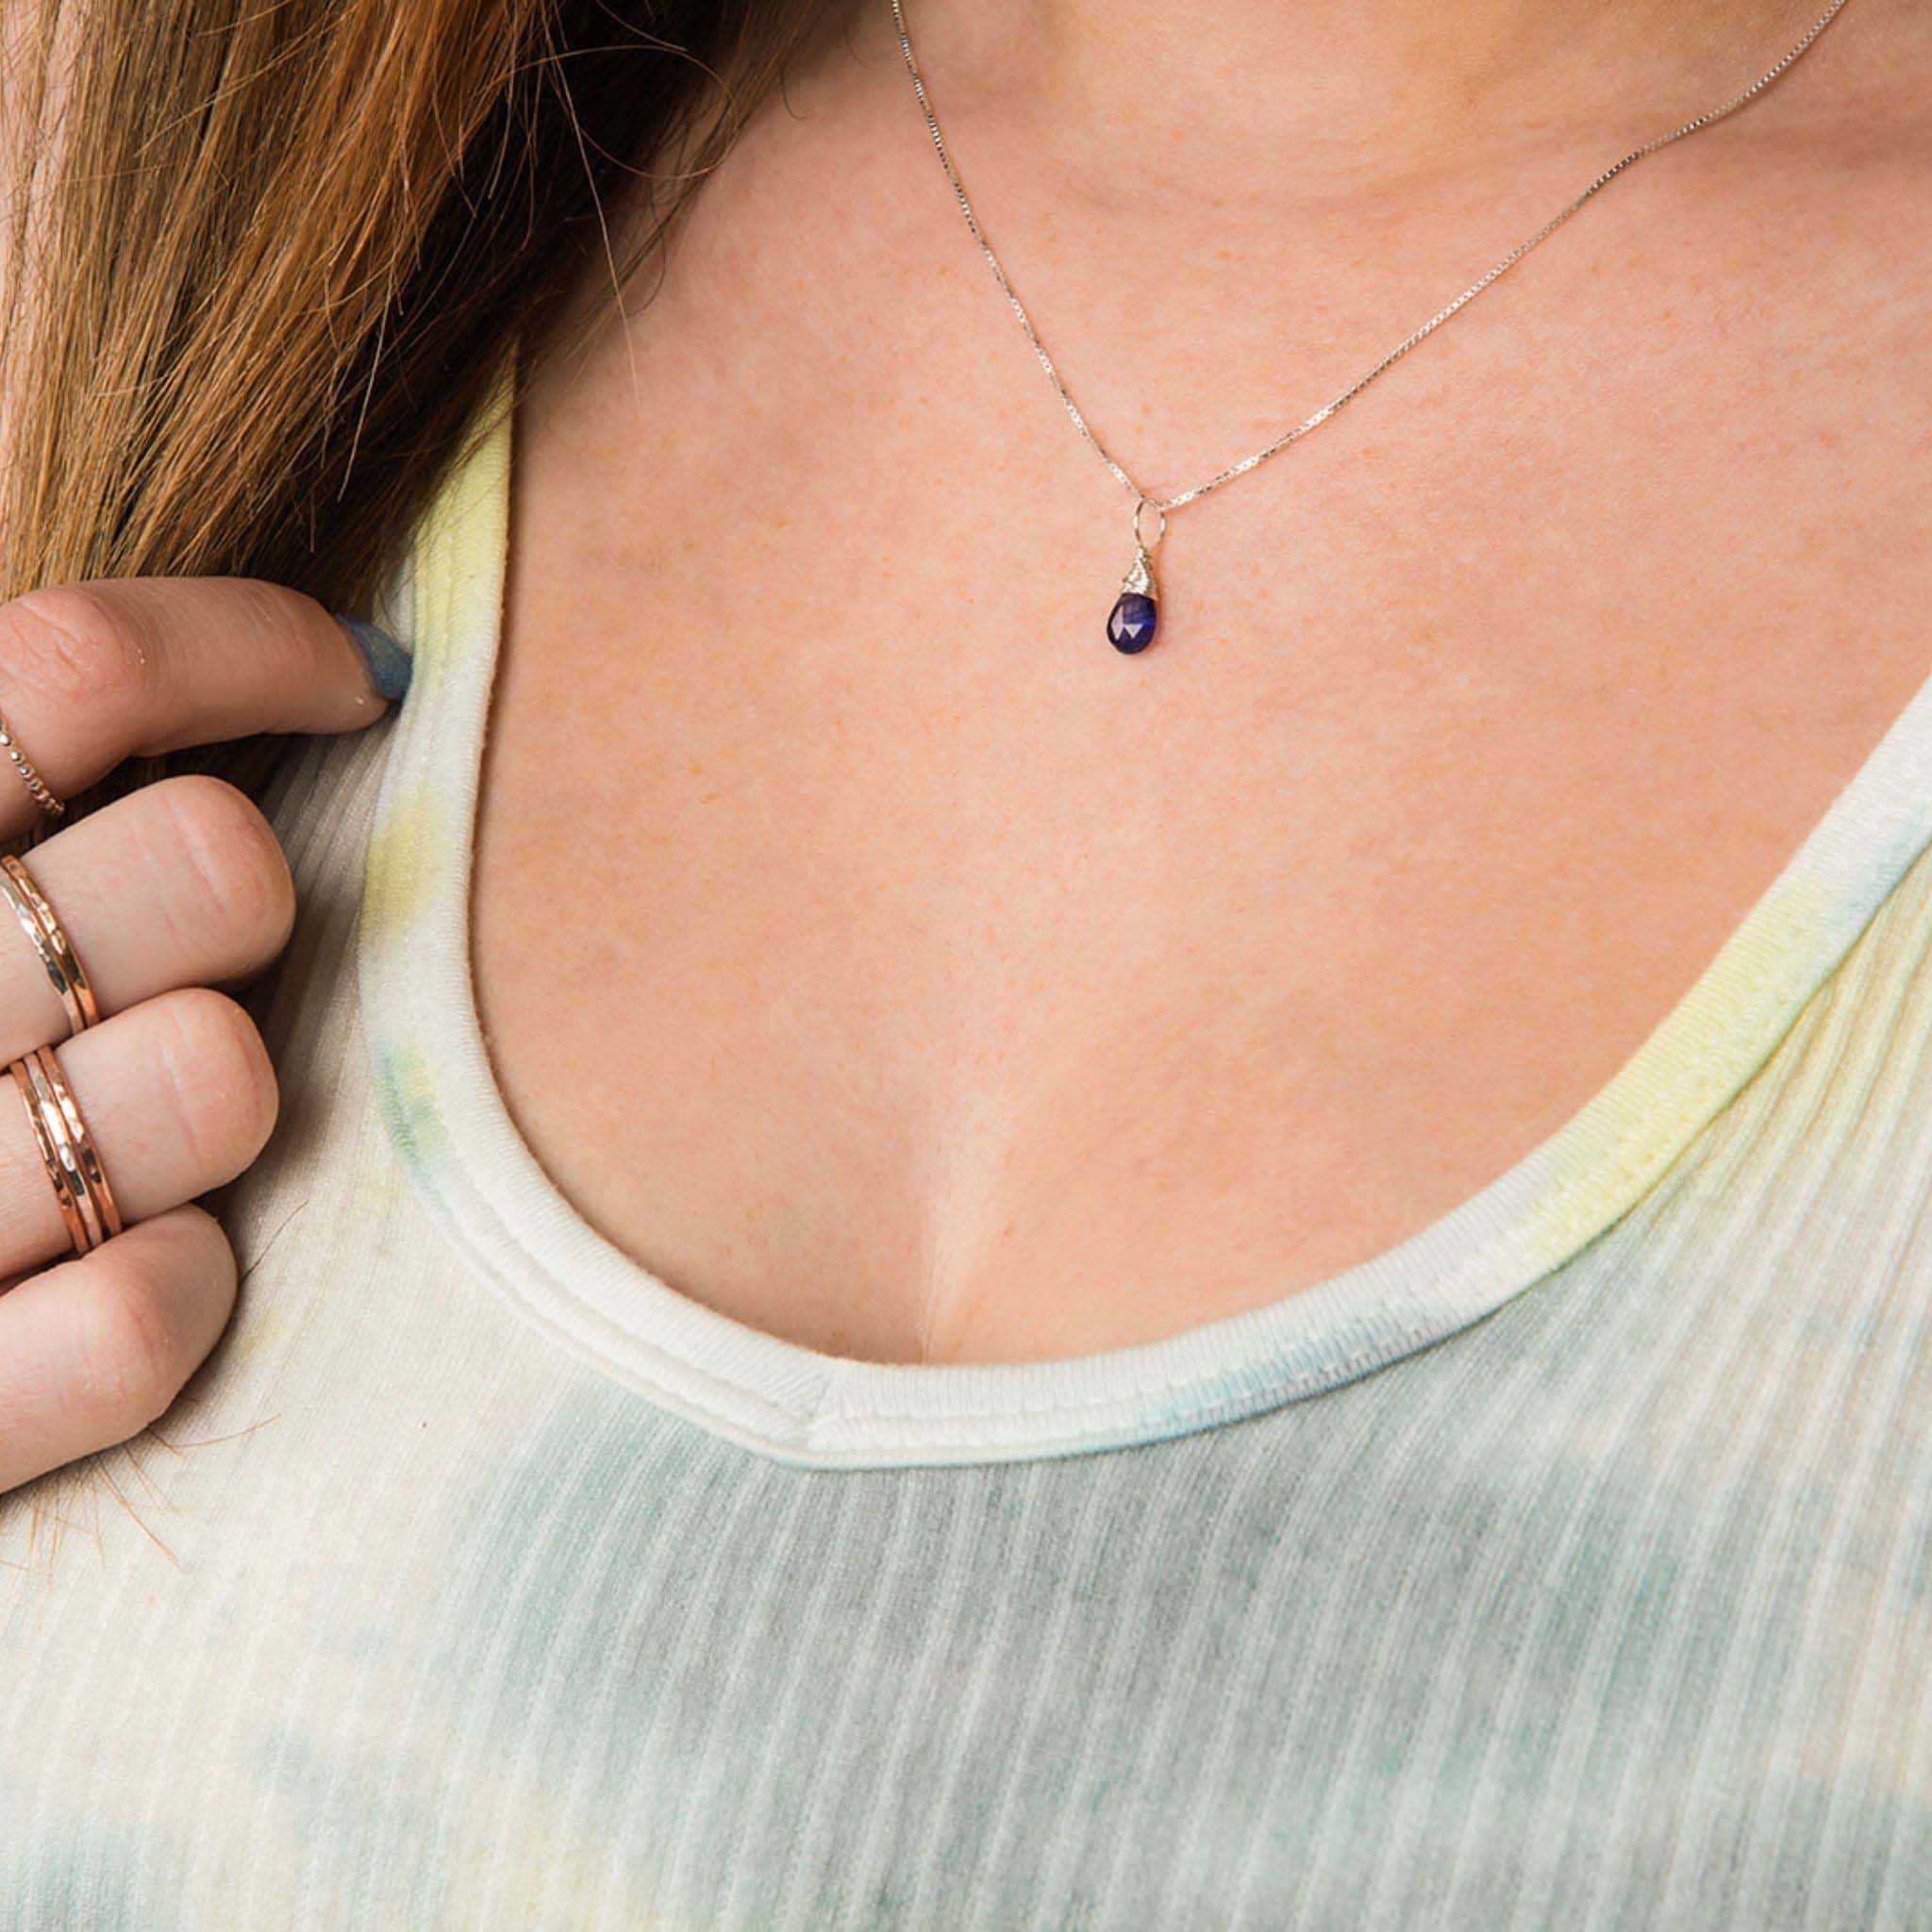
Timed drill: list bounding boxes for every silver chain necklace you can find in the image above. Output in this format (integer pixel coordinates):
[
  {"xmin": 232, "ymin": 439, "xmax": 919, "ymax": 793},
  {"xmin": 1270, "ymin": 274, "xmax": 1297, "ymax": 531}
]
[{"xmin": 888, "ymin": 0, "xmax": 1856, "ymax": 654}]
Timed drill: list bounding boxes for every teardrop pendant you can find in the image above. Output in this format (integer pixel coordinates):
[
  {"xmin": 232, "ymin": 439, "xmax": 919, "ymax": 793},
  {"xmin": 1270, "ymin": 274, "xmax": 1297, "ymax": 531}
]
[
  {"xmin": 1108, "ymin": 544, "xmax": 1158, "ymax": 654},
  {"xmin": 1108, "ymin": 498, "xmax": 1166, "ymax": 655}
]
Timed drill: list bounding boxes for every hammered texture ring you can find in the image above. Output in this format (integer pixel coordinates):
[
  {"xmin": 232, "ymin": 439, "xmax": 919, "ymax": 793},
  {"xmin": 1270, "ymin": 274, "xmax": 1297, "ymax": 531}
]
[
  {"xmin": 9, "ymin": 1042, "xmax": 121, "ymax": 1255},
  {"xmin": 0, "ymin": 853, "xmax": 98, "ymax": 1038}
]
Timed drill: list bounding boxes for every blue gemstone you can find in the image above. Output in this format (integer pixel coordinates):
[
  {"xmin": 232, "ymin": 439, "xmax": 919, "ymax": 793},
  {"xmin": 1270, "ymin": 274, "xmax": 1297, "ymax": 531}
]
[{"xmin": 1108, "ymin": 591, "xmax": 1158, "ymax": 654}]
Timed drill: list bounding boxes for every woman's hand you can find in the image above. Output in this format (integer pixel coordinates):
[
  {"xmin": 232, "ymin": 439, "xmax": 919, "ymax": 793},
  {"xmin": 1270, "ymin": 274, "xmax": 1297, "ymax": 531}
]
[{"xmin": 0, "ymin": 577, "xmax": 402, "ymax": 1495}]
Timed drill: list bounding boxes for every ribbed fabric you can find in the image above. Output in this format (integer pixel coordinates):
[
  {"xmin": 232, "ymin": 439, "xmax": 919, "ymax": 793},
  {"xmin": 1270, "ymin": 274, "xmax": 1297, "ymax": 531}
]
[{"xmin": 2, "ymin": 351, "xmax": 1930, "ymax": 1925}]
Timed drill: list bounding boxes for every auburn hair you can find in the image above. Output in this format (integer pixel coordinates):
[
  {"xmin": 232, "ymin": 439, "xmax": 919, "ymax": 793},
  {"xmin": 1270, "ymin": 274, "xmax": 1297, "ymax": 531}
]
[{"xmin": 0, "ymin": 0, "xmax": 847, "ymax": 648}]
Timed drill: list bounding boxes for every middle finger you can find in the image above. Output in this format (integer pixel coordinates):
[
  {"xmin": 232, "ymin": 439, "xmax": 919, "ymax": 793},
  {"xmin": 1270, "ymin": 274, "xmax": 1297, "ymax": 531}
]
[{"xmin": 0, "ymin": 774, "xmax": 292, "ymax": 1061}]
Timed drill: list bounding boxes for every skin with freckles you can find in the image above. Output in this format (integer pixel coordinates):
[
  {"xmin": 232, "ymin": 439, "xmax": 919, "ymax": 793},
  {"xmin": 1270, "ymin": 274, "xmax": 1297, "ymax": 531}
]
[{"xmin": 474, "ymin": 0, "xmax": 1932, "ymax": 1365}]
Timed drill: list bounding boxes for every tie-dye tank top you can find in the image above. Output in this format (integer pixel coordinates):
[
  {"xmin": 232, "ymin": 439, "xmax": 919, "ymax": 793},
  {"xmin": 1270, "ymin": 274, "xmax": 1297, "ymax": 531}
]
[{"xmin": 4, "ymin": 347, "xmax": 1932, "ymax": 1930}]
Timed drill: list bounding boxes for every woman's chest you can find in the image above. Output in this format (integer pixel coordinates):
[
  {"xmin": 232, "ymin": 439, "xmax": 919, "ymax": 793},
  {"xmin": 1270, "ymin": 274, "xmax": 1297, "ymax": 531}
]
[{"xmin": 471, "ymin": 144, "xmax": 1930, "ymax": 1364}]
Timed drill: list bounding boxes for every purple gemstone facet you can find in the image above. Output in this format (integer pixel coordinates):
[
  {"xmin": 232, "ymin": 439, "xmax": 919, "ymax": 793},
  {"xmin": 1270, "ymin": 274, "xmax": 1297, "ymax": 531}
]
[{"xmin": 1108, "ymin": 591, "xmax": 1158, "ymax": 654}]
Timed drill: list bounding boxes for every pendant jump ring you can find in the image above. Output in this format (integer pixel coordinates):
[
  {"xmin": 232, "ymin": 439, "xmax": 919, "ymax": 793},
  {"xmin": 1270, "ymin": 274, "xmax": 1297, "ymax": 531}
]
[{"xmin": 1134, "ymin": 498, "xmax": 1167, "ymax": 552}]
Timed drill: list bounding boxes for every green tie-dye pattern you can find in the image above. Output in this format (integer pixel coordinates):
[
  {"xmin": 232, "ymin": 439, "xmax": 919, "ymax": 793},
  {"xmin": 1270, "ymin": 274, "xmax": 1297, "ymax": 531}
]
[
  {"xmin": 373, "ymin": 1041, "xmax": 449, "ymax": 1185},
  {"xmin": 0, "ymin": 1821, "xmax": 186, "ymax": 1932}
]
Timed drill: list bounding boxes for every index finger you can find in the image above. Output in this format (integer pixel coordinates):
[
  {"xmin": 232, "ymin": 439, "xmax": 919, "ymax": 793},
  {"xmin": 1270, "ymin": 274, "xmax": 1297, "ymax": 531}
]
[{"xmin": 0, "ymin": 577, "xmax": 407, "ymax": 833}]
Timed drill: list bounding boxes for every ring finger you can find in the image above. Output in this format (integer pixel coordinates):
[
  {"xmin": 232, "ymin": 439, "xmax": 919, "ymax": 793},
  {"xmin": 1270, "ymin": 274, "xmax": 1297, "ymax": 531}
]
[{"xmin": 0, "ymin": 987, "xmax": 277, "ymax": 1273}]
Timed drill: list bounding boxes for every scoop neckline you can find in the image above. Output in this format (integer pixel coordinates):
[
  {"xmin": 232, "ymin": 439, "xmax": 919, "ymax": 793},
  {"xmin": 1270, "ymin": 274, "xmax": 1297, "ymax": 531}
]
[{"xmin": 356, "ymin": 345, "xmax": 1932, "ymax": 1469}]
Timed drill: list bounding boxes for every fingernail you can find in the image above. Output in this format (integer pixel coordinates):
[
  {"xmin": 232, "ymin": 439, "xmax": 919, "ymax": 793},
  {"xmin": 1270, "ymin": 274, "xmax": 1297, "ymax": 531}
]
[{"xmin": 333, "ymin": 613, "xmax": 412, "ymax": 703}]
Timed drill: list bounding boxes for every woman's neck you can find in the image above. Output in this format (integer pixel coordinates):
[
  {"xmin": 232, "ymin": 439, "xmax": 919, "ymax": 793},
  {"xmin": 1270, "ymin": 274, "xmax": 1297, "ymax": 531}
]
[{"xmin": 891, "ymin": 0, "xmax": 1847, "ymax": 182}]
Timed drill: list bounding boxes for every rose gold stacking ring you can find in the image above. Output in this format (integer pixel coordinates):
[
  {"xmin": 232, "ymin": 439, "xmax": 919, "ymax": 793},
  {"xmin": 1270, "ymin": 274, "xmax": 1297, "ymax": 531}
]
[
  {"xmin": 0, "ymin": 854, "xmax": 98, "ymax": 1037},
  {"xmin": 0, "ymin": 708, "xmax": 64, "ymax": 819},
  {"xmin": 10, "ymin": 1043, "xmax": 121, "ymax": 1255}
]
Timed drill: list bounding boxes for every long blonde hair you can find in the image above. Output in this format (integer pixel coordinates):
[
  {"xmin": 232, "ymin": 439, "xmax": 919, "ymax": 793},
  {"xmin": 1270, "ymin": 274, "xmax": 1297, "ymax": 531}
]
[{"xmin": 0, "ymin": 0, "xmax": 845, "ymax": 617}]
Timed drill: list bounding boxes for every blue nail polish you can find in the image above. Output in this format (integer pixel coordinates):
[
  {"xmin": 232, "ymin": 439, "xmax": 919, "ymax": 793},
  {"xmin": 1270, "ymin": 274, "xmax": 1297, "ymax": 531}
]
[{"xmin": 333, "ymin": 613, "xmax": 413, "ymax": 703}]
